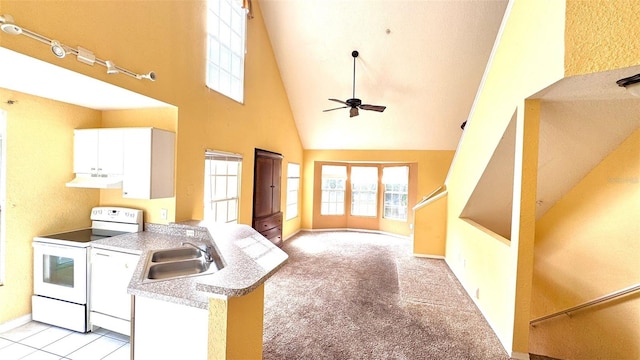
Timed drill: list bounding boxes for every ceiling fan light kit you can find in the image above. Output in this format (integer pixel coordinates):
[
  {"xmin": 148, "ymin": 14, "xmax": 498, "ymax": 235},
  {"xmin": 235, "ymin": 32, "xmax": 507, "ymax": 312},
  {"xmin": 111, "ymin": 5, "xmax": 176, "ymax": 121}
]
[{"xmin": 323, "ymin": 50, "xmax": 387, "ymax": 117}]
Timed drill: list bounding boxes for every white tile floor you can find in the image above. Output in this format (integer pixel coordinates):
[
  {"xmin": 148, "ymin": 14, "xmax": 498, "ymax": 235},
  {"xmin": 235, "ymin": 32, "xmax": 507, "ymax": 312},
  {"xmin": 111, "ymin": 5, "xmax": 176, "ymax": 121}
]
[{"xmin": 0, "ymin": 322, "xmax": 130, "ymax": 360}]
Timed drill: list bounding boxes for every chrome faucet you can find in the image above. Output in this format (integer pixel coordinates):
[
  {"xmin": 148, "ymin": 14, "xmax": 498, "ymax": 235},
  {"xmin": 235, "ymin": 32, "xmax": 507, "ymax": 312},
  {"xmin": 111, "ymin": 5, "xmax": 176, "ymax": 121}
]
[{"xmin": 181, "ymin": 241, "xmax": 215, "ymax": 263}]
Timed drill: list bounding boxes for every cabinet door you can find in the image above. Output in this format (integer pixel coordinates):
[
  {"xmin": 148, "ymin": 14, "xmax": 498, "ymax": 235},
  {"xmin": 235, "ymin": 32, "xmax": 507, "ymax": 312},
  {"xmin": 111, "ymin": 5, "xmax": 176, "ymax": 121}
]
[
  {"xmin": 73, "ymin": 129, "xmax": 99, "ymax": 174},
  {"xmin": 91, "ymin": 248, "xmax": 138, "ymax": 320},
  {"xmin": 97, "ymin": 129, "xmax": 124, "ymax": 176},
  {"xmin": 122, "ymin": 128, "xmax": 175, "ymax": 199},
  {"xmin": 254, "ymin": 156, "xmax": 274, "ymax": 218},
  {"xmin": 122, "ymin": 128, "xmax": 152, "ymax": 198},
  {"xmin": 271, "ymin": 158, "xmax": 282, "ymax": 213}
]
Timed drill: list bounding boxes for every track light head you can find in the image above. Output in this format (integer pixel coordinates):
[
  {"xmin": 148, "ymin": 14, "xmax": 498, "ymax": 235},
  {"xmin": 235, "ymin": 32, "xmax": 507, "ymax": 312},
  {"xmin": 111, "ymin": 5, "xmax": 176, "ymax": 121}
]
[
  {"xmin": 138, "ymin": 71, "xmax": 156, "ymax": 81},
  {"xmin": 50, "ymin": 40, "xmax": 67, "ymax": 58},
  {"xmin": 0, "ymin": 15, "xmax": 22, "ymax": 35}
]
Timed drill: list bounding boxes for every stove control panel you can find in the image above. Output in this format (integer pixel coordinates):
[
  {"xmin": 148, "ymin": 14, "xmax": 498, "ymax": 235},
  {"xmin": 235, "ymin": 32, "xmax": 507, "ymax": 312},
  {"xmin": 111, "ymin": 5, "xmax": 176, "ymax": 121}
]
[{"xmin": 91, "ymin": 207, "xmax": 143, "ymax": 225}]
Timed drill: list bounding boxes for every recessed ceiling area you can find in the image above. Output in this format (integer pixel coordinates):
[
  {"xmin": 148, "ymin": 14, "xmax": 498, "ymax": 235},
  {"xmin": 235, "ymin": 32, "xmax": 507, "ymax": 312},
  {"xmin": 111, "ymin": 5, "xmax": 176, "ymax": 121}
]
[
  {"xmin": 457, "ymin": 66, "xmax": 640, "ymax": 237},
  {"xmin": 260, "ymin": 0, "xmax": 509, "ymax": 150},
  {"xmin": 0, "ymin": 47, "xmax": 171, "ymax": 110},
  {"xmin": 533, "ymin": 66, "xmax": 640, "ymax": 219}
]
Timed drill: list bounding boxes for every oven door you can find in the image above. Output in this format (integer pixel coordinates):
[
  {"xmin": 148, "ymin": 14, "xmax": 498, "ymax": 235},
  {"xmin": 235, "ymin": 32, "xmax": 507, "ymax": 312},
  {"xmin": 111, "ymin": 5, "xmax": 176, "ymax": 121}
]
[{"xmin": 33, "ymin": 242, "xmax": 88, "ymax": 304}]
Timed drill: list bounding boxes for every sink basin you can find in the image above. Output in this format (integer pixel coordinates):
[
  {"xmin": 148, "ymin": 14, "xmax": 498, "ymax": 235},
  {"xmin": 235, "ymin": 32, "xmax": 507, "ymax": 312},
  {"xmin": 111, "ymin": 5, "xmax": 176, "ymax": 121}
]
[
  {"xmin": 151, "ymin": 247, "xmax": 202, "ymax": 263},
  {"xmin": 146, "ymin": 259, "xmax": 211, "ymax": 280},
  {"xmin": 142, "ymin": 244, "xmax": 225, "ymax": 283}
]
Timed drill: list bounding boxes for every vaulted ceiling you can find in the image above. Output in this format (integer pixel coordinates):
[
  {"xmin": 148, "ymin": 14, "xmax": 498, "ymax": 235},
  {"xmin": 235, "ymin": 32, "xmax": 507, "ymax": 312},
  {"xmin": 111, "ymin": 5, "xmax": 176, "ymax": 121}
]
[
  {"xmin": 0, "ymin": 1, "xmax": 509, "ymax": 152},
  {"xmin": 259, "ymin": 0, "xmax": 509, "ymax": 150}
]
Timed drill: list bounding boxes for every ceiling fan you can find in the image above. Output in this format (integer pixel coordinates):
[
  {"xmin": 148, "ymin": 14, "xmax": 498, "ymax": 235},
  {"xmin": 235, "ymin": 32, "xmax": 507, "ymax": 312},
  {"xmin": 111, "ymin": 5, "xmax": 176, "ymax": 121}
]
[{"xmin": 323, "ymin": 50, "xmax": 387, "ymax": 118}]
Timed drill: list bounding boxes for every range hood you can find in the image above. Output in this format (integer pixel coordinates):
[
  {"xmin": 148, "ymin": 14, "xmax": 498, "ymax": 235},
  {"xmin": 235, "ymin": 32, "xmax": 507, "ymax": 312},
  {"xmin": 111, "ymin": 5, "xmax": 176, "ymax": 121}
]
[{"xmin": 66, "ymin": 175, "xmax": 123, "ymax": 189}]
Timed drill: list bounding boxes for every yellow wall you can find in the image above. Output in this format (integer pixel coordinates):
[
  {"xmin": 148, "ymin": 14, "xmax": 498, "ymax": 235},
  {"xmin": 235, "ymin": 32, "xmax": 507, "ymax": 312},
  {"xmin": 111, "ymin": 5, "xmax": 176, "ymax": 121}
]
[
  {"xmin": 0, "ymin": 88, "xmax": 101, "ymax": 323},
  {"xmin": 530, "ymin": 128, "xmax": 640, "ymax": 359},
  {"xmin": 412, "ymin": 191, "xmax": 447, "ymax": 257},
  {"xmin": 0, "ymin": 0, "xmax": 302, "ymax": 323},
  {"xmin": 448, "ymin": 0, "xmax": 640, "ymax": 357},
  {"xmin": 524, "ymin": 2, "xmax": 640, "ymax": 359},
  {"xmin": 302, "ymin": 150, "xmax": 454, "ymax": 236},
  {"xmin": 444, "ymin": 0, "xmax": 565, "ymax": 356},
  {"xmin": 565, "ymin": 0, "xmax": 640, "ymax": 77}
]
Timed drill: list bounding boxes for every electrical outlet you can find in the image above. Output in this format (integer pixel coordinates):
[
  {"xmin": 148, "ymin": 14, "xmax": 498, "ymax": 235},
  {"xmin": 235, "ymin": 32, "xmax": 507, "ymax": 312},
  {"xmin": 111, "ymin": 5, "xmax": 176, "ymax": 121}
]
[
  {"xmin": 160, "ymin": 208, "xmax": 168, "ymax": 220},
  {"xmin": 186, "ymin": 229, "xmax": 195, "ymax": 237}
]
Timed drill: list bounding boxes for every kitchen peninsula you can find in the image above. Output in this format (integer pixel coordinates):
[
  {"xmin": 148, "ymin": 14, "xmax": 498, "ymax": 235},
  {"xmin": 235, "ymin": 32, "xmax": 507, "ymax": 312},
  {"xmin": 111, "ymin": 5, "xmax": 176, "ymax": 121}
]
[{"xmin": 91, "ymin": 221, "xmax": 288, "ymax": 359}]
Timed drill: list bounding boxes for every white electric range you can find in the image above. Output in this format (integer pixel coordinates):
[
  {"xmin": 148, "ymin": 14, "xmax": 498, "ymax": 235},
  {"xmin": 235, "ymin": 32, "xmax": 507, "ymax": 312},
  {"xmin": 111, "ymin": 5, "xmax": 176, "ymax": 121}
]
[{"xmin": 32, "ymin": 207, "xmax": 143, "ymax": 332}]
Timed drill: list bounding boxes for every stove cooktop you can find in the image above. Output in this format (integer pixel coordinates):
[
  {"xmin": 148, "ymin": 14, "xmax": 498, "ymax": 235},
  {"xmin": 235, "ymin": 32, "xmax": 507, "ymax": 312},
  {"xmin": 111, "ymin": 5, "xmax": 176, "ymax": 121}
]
[{"xmin": 34, "ymin": 228, "xmax": 129, "ymax": 247}]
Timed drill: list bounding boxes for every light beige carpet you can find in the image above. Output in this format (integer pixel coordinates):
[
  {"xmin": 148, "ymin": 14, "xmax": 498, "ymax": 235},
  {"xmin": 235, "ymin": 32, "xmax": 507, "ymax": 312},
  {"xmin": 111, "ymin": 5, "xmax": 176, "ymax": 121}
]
[{"xmin": 262, "ymin": 231, "xmax": 516, "ymax": 359}]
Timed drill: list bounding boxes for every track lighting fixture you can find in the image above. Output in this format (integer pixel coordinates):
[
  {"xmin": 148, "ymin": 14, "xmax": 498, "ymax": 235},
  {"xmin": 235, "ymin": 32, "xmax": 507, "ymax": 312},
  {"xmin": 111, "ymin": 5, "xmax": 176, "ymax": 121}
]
[
  {"xmin": 0, "ymin": 14, "xmax": 156, "ymax": 81},
  {"xmin": 616, "ymin": 73, "xmax": 640, "ymax": 97},
  {"xmin": 50, "ymin": 40, "xmax": 67, "ymax": 58}
]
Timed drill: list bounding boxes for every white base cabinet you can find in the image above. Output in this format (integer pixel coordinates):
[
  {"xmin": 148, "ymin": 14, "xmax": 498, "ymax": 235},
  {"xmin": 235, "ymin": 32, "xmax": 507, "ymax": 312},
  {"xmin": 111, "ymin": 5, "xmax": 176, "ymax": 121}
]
[
  {"xmin": 133, "ymin": 296, "xmax": 208, "ymax": 360},
  {"xmin": 90, "ymin": 248, "xmax": 139, "ymax": 336}
]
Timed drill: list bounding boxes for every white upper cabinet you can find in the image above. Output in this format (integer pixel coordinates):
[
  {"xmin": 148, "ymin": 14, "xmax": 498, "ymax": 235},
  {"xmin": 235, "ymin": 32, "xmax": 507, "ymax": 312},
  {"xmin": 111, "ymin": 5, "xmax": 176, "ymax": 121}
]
[
  {"xmin": 122, "ymin": 128, "xmax": 175, "ymax": 199},
  {"xmin": 68, "ymin": 127, "xmax": 175, "ymax": 199},
  {"xmin": 73, "ymin": 128, "xmax": 124, "ymax": 176}
]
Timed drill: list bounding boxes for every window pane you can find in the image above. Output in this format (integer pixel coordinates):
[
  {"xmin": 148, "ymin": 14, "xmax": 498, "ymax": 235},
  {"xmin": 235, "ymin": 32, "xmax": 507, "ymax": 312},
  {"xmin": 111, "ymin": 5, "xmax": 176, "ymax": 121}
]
[
  {"xmin": 320, "ymin": 165, "xmax": 346, "ymax": 216},
  {"xmin": 351, "ymin": 166, "xmax": 377, "ymax": 217},
  {"xmin": 383, "ymin": 166, "xmax": 409, "ymax": 220},
  {"xmin": 227, "ymin": 175, "xmax": 238, "ymax": 197},
  {"xmin": 204, "ymin": 152, "xmax": 241, "ymax": 224},
  {"xmin": 286, "ymin": 162, "xmax": 300, "ymax": 221},
  {"xmin": 206, "ymin": 0, "xmax": 245, "ymax": 103}
]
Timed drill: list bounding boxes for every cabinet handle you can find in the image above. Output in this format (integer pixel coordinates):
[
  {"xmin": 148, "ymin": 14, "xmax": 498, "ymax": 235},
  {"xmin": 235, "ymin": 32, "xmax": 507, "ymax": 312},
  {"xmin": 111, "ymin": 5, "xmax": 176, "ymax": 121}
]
[{"xmin": 95, "ymin": 253, "xmax": 110, "ymax": 257}]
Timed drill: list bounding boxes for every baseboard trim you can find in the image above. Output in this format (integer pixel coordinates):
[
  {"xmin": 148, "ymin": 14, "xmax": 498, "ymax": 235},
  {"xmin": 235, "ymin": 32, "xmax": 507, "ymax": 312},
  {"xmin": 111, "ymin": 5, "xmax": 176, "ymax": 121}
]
[
  {"xmin": 510, "ymin": 351, "xmax": 531, "ymax": 360},
  {"xmin": 444, "ymin": 258, "xmax": 518, "ymax": 358},
  {"xmin": 283, "ymin": 229, "xmax": 302, "ymax": 242},
  {"xmin": 0, "ymin": 314, "xmax": 32, "ymax": 334},
  {"xmin": 413, "ymin": 253, "xmax": 445, "ymax": 259},
  {"xmin": 297, "ymin": 228, "xmax": 410, "ymax": 239}
]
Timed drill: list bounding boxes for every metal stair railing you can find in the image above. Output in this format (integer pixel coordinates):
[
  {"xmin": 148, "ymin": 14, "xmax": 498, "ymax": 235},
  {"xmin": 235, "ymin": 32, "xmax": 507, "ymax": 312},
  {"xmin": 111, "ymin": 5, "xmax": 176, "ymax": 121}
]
[{"xmin": 530, "ymin": 283, "xmax": 640, "ymax": 326}]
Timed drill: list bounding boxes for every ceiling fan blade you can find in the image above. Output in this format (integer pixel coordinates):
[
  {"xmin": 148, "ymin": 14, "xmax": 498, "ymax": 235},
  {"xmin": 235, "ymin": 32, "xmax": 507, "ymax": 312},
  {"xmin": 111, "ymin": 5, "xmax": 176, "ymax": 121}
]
[
  {"xmin": 323, "ymin": 106, "xmax": 348, "ymax": 112},
  {"xmin": 359, "ymin": 104, "xmax": 387, "ymax": 112},
  {"xmin": 328, "ymin": 98, "xmax": 348, "ymax": 105}
]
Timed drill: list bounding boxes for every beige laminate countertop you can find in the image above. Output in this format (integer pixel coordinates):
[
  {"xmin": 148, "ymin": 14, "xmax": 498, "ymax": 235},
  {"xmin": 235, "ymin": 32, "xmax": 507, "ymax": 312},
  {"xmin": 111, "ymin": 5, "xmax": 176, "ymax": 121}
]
[{"xmin": 91, "ymin": 222, "xmax": 288, "ymax": 309}]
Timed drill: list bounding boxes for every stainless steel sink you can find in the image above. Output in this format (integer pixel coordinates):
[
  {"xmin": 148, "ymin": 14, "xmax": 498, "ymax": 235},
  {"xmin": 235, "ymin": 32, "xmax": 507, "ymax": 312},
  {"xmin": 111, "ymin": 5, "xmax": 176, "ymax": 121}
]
[
  {"xmin": 146, "ymin": 259, "xmax": 211, "ymax": 280},
  {"xmin": 142, "ymin": 244, "xmax": 224, "ymax": 283},
  {"xmin": 151, "ymin": 247, "xmax": 202, "ymax": 262}
]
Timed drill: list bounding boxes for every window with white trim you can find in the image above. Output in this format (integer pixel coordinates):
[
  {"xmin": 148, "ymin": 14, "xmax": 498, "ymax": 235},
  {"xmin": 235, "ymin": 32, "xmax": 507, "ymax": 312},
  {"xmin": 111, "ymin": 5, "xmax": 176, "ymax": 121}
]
[
  {"xmin": 382, "ymin": 166, "xmax": 409, "ymax": 220},
  {"xmin": 350, "ymin": 166, "xmax": 378, "ymax": 217},
  {"xmin": 321, "ymin": 165, "xmax": 346, "ymax": 215},
  {"xmin": 204, "ymin": 150, "xmax": 242, "ymax": 223},
  {"xmin": 206, "ymin": 0, "xmax": 246, "ymax": 103},
  {"xmin": 286, "ymin": 163, "xmax": 300, "ymax": 220}
]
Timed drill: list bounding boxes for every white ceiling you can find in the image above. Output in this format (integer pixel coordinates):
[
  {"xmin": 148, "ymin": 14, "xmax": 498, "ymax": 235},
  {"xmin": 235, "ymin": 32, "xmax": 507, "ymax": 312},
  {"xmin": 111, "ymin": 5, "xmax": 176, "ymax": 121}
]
[{"xmin": 259, "ymin": 0, "xmax": 509, "ymax": 150}]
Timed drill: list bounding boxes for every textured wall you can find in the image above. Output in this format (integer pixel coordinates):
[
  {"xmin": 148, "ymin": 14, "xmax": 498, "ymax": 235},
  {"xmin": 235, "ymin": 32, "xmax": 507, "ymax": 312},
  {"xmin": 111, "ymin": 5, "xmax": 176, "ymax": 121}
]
[
  {"xmin": 0, "ymin": 88, "xmax": 101, "ymax": 323},
  {"xmin": 444, "ymin": 0, "xmax": 565, "ymax": 356},
  {"xmin": 565, "ymin": 0, "xmax": 640, "ymax": 76},
  {"xmin": 530, "ymin": 128, "xmax": 640, "ymax": 360}
]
